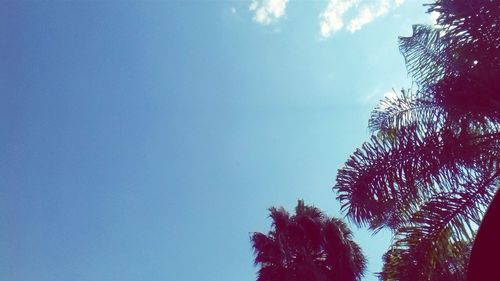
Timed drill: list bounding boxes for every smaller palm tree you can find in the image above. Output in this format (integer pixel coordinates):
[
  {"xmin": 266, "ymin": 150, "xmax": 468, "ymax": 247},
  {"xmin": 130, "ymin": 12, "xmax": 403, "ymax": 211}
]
[{"xmin": 250, "ymin": 200, "xmax": 366, "ymax": 281}]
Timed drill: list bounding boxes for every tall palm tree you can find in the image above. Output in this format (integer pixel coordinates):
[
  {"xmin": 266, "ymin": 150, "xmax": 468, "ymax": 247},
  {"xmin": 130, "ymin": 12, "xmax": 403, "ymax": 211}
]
[
  {"xmin": 333, "ymin": 1, "xmax": 499, "ymax": 280},
  {"xmin": 250, "ymin": 200, "xmax": 366, "ymax": 281}
]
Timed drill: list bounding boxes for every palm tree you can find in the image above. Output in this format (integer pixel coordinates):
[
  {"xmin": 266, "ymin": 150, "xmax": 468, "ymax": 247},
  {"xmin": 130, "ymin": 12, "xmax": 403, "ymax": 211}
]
[
  {"xmin": 250, "ymin": 200, "xmax": 366, "ymax": 281},
  {"xmin": 333, "ymin": 1, "xmax": 499, "ymax": 280}
]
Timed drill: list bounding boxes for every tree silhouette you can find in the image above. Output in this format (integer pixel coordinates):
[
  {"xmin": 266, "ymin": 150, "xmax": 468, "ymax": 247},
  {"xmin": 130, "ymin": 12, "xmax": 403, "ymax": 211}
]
[
  {"xmin": 333, "ymin": 1, "xmax": 499, "ymax": 280},
  {"xmin": 250, "ymin": 200, "xmax": 366, "ymax": 281}
]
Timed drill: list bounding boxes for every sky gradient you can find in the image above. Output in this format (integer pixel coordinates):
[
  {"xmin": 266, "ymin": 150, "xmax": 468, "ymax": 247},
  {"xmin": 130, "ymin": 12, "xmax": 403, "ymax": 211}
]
[{"xmin": 1, "ymin": 1, "xmax": 434, "ymax": 280}]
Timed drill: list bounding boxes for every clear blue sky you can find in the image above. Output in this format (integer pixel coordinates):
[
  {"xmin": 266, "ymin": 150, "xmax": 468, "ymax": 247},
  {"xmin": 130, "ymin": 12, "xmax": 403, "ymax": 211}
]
[{"xmin": 1, "ymin": 1, "xmax": 433, "ymax": 280}]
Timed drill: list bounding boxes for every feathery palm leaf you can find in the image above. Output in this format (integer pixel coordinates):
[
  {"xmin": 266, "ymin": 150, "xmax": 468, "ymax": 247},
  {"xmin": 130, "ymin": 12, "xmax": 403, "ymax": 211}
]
[
  {"xmin": 399, "ymin": 25, "xmax": 449, "ymax": 87},
  {"xmin": 378, "ymin": 232, "xmax": 471, "ymax": 281},
  {"xmin": 369, "ymin": 88, "xmax": 445, "ymax": 134}
]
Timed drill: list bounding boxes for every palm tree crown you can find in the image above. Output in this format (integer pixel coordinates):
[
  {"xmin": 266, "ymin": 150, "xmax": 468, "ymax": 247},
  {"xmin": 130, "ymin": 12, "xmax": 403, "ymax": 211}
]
[{"xmin": 251, "ymin": 200, "xmax": 366, "ymax": 281}]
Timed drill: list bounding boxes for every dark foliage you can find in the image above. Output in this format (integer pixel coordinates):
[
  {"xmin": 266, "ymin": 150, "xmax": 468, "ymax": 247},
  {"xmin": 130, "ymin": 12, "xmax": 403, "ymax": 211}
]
[
  {"xmin": 250, "ymin": 200, "xmax": 366, "ymax": 281},
  {"xmin": 333, "ymin": 1, "xmax": 500, "ymax": 280}
]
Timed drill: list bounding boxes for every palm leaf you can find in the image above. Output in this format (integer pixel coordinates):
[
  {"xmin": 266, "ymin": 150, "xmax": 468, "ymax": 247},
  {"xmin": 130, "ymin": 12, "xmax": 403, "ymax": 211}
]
[
  {"xmin": 369, "ymin": 88, "xmax": 444, "ymax": 134},
  {"xmin": 335, "ymin": 124, "xmax": 457, "ymax": 230},
  {"xmin": 399, "ymin": 25, "xmax": 449, "ymax": 87}
]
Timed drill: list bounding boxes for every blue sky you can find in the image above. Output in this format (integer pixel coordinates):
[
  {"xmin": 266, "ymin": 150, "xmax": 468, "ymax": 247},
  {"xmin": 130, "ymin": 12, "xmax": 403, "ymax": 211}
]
[{"xmin": 1, "ymin": 1, "xmax": 434, "ymax": 280}]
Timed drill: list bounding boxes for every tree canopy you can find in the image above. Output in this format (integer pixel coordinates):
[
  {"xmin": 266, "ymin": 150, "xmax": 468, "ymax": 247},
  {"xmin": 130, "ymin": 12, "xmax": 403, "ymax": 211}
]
[
  {"xmin": 251, "ymin": 200, "xmax": 366, "ymax": 281},
  {"xmin": 333, "ymin": 1, "xmax": 499, "ymax": 280}
]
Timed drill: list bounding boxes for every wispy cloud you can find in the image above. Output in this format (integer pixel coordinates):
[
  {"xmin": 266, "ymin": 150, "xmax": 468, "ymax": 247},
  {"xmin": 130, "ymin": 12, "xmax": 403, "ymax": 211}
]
[
  {"xmin": 319, "ymin": 0, "xmax": 405, "ymax": 38},
  {"xmin": 319, "ymin": 0, "xmax": 359, "ymax": 38},
  {"xmin": 246, "ymin": 0, "xmax": 405, "ymax": 36},
  {"xmin": 249, "ymin": 0, "xmax": 289, "ymax": 25},
  {"xmin": 347, "ymin": 0, "xmax": 390, "ymax": 33}
]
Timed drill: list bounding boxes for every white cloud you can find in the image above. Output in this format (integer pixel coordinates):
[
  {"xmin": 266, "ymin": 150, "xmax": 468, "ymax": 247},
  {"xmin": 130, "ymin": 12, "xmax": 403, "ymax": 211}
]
[
  {"xmin": 231, "ymin": 7, "xmax": 237, "ymax": 14},
  {"xmin": 246, "ymin": 0, "xmax": 404, "ymax": 36},
  {"xmin": 319, "ymin": 0, "xmax": 404, "ymax": 38},
  {"xmin": 319, "ymin": 0, "xmax": 359, "ymax": 38},
  {"xmin": 249, "ymin": 0, "xmax": 289, "ymax": 25},
  {"xmin": 347, "ymin": 0, "xmax": 390, "ymax": 33}
]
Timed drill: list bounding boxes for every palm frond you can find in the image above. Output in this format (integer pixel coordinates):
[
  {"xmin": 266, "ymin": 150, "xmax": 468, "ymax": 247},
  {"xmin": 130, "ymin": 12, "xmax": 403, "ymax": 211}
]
[
  {"xmin": 369, "ymin": 88, "xmax": 445, "ymax": 134},
  {"xmin": 376, "ymin": 167, "xmax": 499, "ymax": 281},
  {"xmin": 426, "ymin": 0, "xmax": 500, "ymax": 53},
  {"xmin": 336, "ymin": 117, "xmax": 500, "ymax": 230},
  {"xmin": 378, "ymin": 232, "xmax": 471, "ymax": 281},
  {"xmin": 399, "ymin": 25, "xmax": 449, "ymax": 86},
  {"xmin": 417, "ymin": 1, "xmax": 500, "ymax": 121},
  {"xmin": 335, "ymin": 125, "xmax": 453, "ymax": 229},
  {"xmin": 399, "ymin": 166, "xmax": 499, "ymax": 243},
  {"xmin": 251, "ymin": 232, "xmax": 283, "ymax": 266},
  {"xmin": 269, "ymin": 207, "xmax": 290, "ymax": 234}
]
